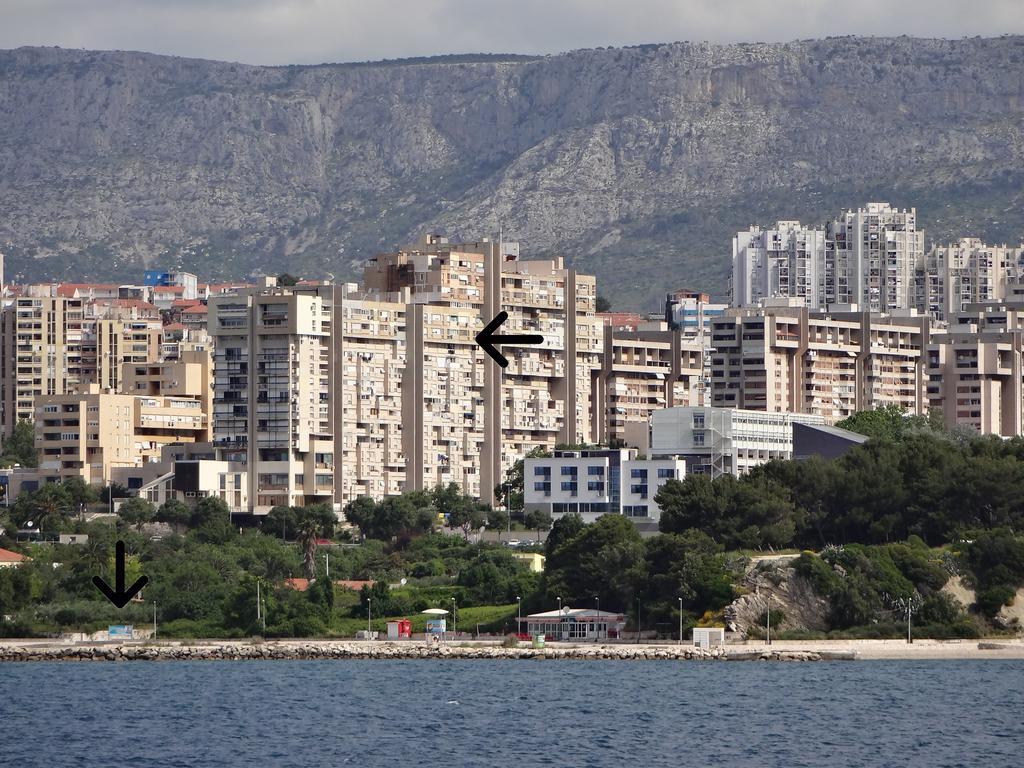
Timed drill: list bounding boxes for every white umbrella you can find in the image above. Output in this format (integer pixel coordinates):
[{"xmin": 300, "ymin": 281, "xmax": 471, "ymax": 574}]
[{"xmin": 421, "ymin": 608, "xmax": 450, "ymax": 615}]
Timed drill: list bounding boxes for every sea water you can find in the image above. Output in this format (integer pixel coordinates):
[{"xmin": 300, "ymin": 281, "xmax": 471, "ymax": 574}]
[{"xmin": 2, "ymin": 659, "xmax": 1021, "ymax": 767}]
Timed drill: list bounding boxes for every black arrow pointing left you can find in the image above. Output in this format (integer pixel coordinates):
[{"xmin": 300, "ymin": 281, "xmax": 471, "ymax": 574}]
[
  {"xmin": 475, "ymin": 311, "xmax": 545, "ymax": 368},
  {"xmin": 92, "ymin": 540, "xmax": 149, "ymax": 608}
]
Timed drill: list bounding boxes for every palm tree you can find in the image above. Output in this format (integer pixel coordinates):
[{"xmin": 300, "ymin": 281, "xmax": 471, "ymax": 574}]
[{"xmin": 296, "ymin": 513, "xmax": 322, "ymax": 580}]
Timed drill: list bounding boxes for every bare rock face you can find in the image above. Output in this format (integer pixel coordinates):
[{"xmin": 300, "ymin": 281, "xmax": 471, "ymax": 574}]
[
  {"xmin": 1, "ymin": 38, "xmax": 1024, "ymax": 307},
  {"xmin": 725, "ymin": 561, "xmax": 830, "ymax": 636}
]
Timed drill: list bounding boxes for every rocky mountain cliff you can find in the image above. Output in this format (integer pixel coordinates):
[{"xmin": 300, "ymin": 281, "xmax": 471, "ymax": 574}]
[{"xmin": 1, "ymin": 38, "xmax": 1023, "ymax": 309}]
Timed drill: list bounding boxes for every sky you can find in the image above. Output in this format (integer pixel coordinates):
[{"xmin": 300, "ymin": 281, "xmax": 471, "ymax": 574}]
[{"xmin": 2, "ymin": 0, "xmax": 1023, "ymax": 66}]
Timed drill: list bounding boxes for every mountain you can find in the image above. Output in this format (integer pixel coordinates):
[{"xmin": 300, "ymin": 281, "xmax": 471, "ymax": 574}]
[{"xmin": 1, "ymin": 38, "xmax": 1023, "ymax": 310}]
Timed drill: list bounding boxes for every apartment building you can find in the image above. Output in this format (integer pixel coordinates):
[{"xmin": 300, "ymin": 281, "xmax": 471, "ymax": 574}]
[
  {"xmin": 924, "ymin": 238, "xmax": 1024, "ymax": 321},
  {"xmin": 80, "ymin": 299, "xmax": 163, "ymax": 393},
  {"xmin": 649, "ymin": 406, "xmax": 827, "ymax": 477},
  {"xmin": 363, "ymin": 235, "xmax": 601, "ymax": 505},
  {"xmin": 0, "ymin": 295, "xmax": 85, "ymax": 436},
  {"xmin": 334, "ymin": 286, "xmax": 407, "ymax": 502},
  {"xmin": 664, "ymin": 289, "xmax": 728, "ymax": 342},
  {"xmin": 733, "ymin": 222, "xmax": 828, "ymax": 309},
  {"xmin": 523, "ymin": 448, "xmax": 686, "ymax": 527},
  {"xmin": 708, "ymin": 305, "xmax": 930, "ymax": 422},
  {"xmin": 926, "ymin": 302, "xmax": 1024, "ymax": 437},
  {"xmin": 733, "ymin": 203, "xmax": 926, "ymax": 314},
  {"xmin": 208, "ymin": 282, "xmax": 335, "ymax": 513},
  {"xmin": 34, "ymin": 386, "xmax": 209, "ymax": 485},
  {"xmin": 592, "ymin": 321, "xmax": 705, "ymax": 445}
]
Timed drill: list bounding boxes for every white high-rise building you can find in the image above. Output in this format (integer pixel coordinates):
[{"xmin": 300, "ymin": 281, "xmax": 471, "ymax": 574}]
[{"xmin": 733, "ymin": 221, "xmax": 827, "ymax": 308}]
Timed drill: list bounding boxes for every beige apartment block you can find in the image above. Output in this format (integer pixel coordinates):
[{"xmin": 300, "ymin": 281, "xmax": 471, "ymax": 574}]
[
  {"xmin": 121, "ymin": 347, "xmax": 213, "ymax": 436},
  {"xmin": 710, "ymin": 306, "xmax": 930, "ymax": 423},
  {"xmin": 334, "ymin": 287, "xmax": 407, "ymax": 502},
  {"xmin": 0, "ymin": 295, "xmax": 86, "ymax": 436},
  {"xmin": 80, "ymin": 300, "xmax": 163, "ymax": 393},
  {"xmin": 592, "ymin": 322, "xmax": 706, "ymax": 445},
  {"xmin": 364, "ymin": 235, "xmax": 601, "ymax": 505},
  {"xmin": 208, "ymin": 283, "xmax": 335, "ymax": 513},
  {"xmin": 927, "ymin": 331, "xmax": 1023, "ymax": 437},
  {"xmin": 35, "ymin": 387, "xmax": 209, "ymax": 484}
]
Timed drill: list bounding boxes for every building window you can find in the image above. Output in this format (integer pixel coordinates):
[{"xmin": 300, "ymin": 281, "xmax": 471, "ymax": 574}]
[
  {"xmin": 534, "ymin": 466, "xmax": 551, "ymax": 476},
  {"xmin": 657, "ymin": 468, "xmax": 676, "ymax": 479},
  {"xmin": 560, "ymin": 466, "xmax": 578, "ymax": 476},
  {"xmin": 587, "ymin": 466, "xmax": 604, "ymax": 476},
  {"xmin": 630, "ymin": 468, "xmax": 647, "ymax": 478}
]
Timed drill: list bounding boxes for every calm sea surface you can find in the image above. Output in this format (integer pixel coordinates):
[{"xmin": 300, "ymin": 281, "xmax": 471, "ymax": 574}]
[{"xmin": 2, "ymin": 659, "xmax": 1022, "ymax": 767}]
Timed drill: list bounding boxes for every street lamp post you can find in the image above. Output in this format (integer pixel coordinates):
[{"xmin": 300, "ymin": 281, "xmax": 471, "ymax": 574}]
[
  {"xmin": 153, "ymin": 601, "xmax": 158, "ymax": 640},
  {"xmin": 516, "ymin": 596, "xmax": 521, "ymax": 637},
  {"xmin": 766, "ymin": 595, "xmax": 772, "ymax": 646},
  {"xmin": 367, "ymin": 597, "xmax": 372, "ymax": 638},
  {"xmin": 451, "ymin": 598, "xmax": 457, "ymax": 641},
  {"xmin": 595, "ymin": 597, "xmax": 600, "ymax": 641},
  {"xmin": 557, "ymin": 596, "xmax": 562, "ymax": 641},
  {"xmin": 678, "ymin": 597, "xmax": 683, "ymax": 645}
]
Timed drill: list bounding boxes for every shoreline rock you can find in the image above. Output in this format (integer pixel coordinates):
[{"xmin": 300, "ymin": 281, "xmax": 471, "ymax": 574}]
[{"xmin": 0, "ymin": 642, "xmax": 855, "ymax": 663}]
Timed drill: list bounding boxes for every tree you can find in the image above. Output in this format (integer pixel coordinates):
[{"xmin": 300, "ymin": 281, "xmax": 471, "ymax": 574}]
[
  {"xmin": 293, "ymin": 504, "xmax": 335, "ymax": 579},
  {"xmin": 10, "ymin": 483, "xmax": 74, "ymax": 531},
  {"xmin": 596, "ymin": 295, "xmax": 612, "ymax": 313},
  {"xmin": 190, "ymin": 496, "xmax": 230, "ymax": 529},
  {"xmin": 524, "ymin": 509, "xmax": 552, "ymax": 541},
  {"xmin": 486, "ymin": 507, "xmax": 510, "ymax": 531},
  {"xmin": 277, "ymin": 273, "xmax": 299, "ymax": 286},
  {"xmin": 0, "ymin": 420, "xmax": 38, "ymax": 468},
  {"xmin": 156, "ymin": 499, "xmax": 191, "ymax": 533},
  {"xmin": 836, "ymin": 404, "xmax": 936, "ymax": 442},
  {"xmin": 117, "ymin": 497, "xmax": 156, "ymax": 530},
  {"xmin": 62, "ymin": 477, "xmax": 99, "ymax": 512},
  {"xmin": 494, "ymin": 447, "xmax": 548, "ymax": 520}
]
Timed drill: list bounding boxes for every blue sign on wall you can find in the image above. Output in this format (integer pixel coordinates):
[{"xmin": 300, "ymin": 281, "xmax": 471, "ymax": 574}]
[{"xmin": 108, "ymin": 625, "xmax": 133, "ymax": 639}]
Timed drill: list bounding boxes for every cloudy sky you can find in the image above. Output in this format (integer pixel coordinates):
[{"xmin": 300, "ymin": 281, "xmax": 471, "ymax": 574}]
[{"xmin": 3, "ymin": 0, "xmax": 1022, "ymax": 65}]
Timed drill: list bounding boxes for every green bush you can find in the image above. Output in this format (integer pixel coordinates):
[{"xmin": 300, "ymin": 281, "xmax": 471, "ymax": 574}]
[{"xmin": 976, "ymin": 585, "xmax": 1016, "ymax": 617}]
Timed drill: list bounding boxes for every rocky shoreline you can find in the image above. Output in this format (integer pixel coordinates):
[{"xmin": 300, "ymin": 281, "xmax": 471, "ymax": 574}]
[{"xmin": 0, "ymin": 642, "xmax": 854, "ymax": 663}]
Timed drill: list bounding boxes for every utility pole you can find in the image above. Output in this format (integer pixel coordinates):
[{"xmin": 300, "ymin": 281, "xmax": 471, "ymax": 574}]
[
  {"xmin": 766, "ymin": 594, "xmax": 772, "ymax": 646},
  {"xmin": 367, "ymin": 597, "xmax": 372, "ymax": 638},
  {"xmin": 153, "ymin": 601, "xmax": 158, "ymax": 640},
  {"xmin": 325, "ymin": 552, "xmax": 330, "ymax": 578}
]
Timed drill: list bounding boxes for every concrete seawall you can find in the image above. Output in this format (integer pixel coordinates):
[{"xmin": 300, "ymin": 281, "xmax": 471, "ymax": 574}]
[{"xmin": 0, "ymin": 641, "xmax": 855, "ymax": 662}]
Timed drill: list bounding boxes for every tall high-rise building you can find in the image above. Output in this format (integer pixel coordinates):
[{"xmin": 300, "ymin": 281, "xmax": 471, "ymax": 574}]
[
  {"xmin": 363, "ymin": 235, "xmax": 601, "ymax": 505},
  {"xmin": 733, "ymin": 203, "xmax": 927, "ymax": 315},
  {"xmin": 924, "ymin": 238, "xmax": 1024, "ymax": 321},
  {"xmin": 733, "ymin": 222, "xmax": 828, "ymax": 308},
  {"xmin": 0, "ymin": 295, "xmax": 86, "ymax": 436},
  {"xmin": 825, "ymin": 202, "xmax": 923, "ymax": 312},
  {"xmin": 208, "ymin": 282, "xmax": 335, "ymax": 512}
]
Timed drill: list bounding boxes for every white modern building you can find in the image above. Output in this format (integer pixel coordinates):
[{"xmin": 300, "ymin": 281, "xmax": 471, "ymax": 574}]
[
  {"xmin": 523, "ymin": 448, "xmax": 686, "ymax": 526},
  {"xmin": 649, "ymin": 406, "xmax": 826, "ymax": 477}
]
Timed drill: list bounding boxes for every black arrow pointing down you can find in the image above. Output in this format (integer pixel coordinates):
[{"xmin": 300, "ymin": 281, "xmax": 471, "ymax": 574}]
[
  {"xmin": 475, "ymin": 311, "xmax": 544, "ymax": 368},
  {"xmin": 92, "ymin": 540, "xmax": 149, "ymax": 608}
]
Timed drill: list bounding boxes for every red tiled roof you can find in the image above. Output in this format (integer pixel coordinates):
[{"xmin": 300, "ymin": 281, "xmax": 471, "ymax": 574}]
[
  {"xmin": 162, "ymin": 322, "xmax": 187, "ymax": 331},
  {"xmin": 153, "ymin": 285, "xmax": 185, "ymax": 294},
  {"xmin": 171, "ymin": 299, "xmax": 203, "ymax": 309},
  {"xmin": 181, "ymin": 305, "xmax": 208, "ymax": 314},
  {"xmin": 284, "ymin": 578, "xmax": 310, "ymax": 591},
  {"xmin": 0, "ymin": 547, "xmax": 29, "ymax": 563}
]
